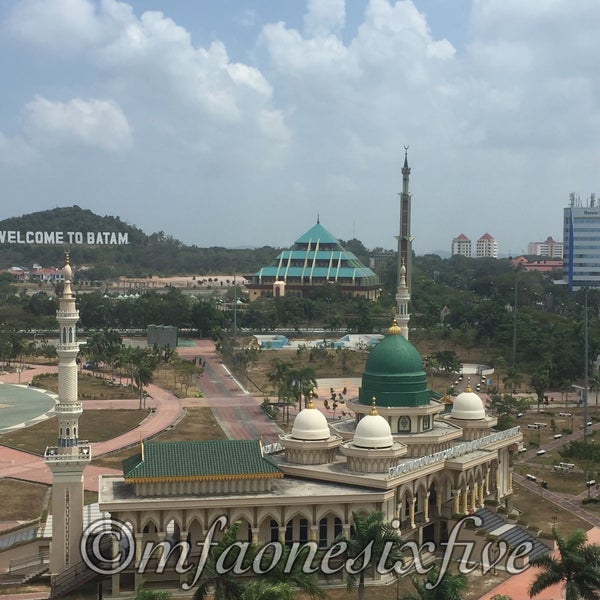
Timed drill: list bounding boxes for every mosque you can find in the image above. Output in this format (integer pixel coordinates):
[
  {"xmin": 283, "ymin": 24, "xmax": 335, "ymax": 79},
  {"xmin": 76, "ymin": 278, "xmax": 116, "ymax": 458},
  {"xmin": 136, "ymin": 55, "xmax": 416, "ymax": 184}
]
[
  {"xmin": 96, "ymin": 322, "xmax": 521, "ymax": 594},
  {"xmin": 45, "ymin": 154, "xmax": 523, "ymax": 596}
]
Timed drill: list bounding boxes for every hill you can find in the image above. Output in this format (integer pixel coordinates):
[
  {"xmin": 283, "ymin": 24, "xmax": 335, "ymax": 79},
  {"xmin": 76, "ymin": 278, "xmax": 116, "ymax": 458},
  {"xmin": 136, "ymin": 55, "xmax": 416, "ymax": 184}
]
[{"xmin": 0, "ymin": 206, "xmax": 279, "ymax": 278}]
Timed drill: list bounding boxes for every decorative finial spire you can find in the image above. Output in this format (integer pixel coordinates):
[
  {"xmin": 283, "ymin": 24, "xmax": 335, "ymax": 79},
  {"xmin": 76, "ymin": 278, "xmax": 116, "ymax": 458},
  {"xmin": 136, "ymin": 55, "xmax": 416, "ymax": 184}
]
[
  {"xmin": 386, "ymin": 318, "xmax": 402, "ymax": 336},
  {"xmin": 403, "ymin": 145, "xmax": 409, "ymax": 168},
  {"xmin": 307, "ymin": 391, "xmax": 315, "ymax": 409},
  {"xmin": 370, "ymin": 397, "xmax": 378, "ymax": 416},
  {"xmin": 65, "ymin": 250, "xmax": 70, "ymax": 265},
  {"xmin": 317, "ymin": 214, "xmax": 320, "ymax": 224},
  {"xmin": 465, "ymin": 377, "xmax": 472, "ymax": 393}
]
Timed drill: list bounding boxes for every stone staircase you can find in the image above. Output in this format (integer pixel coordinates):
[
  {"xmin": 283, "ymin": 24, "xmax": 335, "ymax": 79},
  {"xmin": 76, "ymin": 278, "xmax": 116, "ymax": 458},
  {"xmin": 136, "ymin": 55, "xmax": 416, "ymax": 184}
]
[{"xmin": 474, "ymin": 507, "xmax": 552, "ymax": 560}]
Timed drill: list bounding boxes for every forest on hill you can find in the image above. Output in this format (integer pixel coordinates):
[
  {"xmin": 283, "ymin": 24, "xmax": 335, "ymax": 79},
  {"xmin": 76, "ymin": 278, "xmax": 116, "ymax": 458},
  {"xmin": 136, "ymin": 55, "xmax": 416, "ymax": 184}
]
[{"xmin": 0, "ymin": 206, "xmax": 281, "ymax": 278}]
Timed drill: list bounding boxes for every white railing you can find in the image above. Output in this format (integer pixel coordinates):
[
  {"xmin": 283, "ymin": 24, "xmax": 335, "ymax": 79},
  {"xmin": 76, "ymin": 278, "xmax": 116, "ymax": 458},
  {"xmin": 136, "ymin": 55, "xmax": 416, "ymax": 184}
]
[{"xmin": 387, "ymin": 427, "xmax": 521, "ymax": 478}]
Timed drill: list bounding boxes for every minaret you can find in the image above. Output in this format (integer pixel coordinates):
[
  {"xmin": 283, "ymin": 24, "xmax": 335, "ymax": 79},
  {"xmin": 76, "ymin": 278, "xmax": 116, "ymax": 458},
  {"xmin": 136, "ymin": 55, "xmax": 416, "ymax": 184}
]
[
  {"xmin": 45, "ymin": 253, "xmax": 90, "ymax": 574},
  {"xmin": 396, "ymin": 261, "xmax": 410, "ymax": 340},
  {"xmin": 396, "ymin": 147, "xmax": 412, "ymax": 339}
]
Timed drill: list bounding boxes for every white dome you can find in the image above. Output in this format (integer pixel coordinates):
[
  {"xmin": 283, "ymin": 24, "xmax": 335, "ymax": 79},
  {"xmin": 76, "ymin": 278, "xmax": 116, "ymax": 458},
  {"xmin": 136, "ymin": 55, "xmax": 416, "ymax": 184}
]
[
  {"xmin": 353, "ymin": 414, "xmax": 393, "ymax": 449},
  {"xmin": 451, "ymin": 384, "xmax": 486, "ymax": 420},
  {"xmin": 291, "ymin": 407, "xmax": 330, "ymax": 440}
]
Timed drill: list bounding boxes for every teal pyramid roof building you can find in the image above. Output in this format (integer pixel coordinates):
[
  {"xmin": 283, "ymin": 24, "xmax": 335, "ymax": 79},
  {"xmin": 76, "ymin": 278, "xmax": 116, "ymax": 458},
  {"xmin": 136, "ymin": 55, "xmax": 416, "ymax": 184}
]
[{"xmin": 246, "ymin": 220, "xmax": 380, "ymax": 301}]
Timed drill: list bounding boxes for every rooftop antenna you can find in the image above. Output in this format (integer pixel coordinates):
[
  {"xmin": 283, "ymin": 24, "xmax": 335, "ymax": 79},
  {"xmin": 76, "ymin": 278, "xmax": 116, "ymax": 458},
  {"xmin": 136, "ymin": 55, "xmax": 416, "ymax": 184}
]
[{"xmin": 591, "ymin": 193, "xmax": 596, "ymax": 208}]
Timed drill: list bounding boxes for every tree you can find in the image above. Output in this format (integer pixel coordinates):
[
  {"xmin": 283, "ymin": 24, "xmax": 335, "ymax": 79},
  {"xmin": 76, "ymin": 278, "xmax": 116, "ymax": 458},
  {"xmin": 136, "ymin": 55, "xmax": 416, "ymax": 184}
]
[
  {"xmin": 289, "ymin": 365, "xmax": 317, "ymax": 409},
  {"xmin": 253, "ymin": 544, "xmax": 325, "ymax": 600},
  {"xmin": 239, "ymin": 582, "xmax": 295, "ymax": 600},
  {"xmin": 191, "ymin": 521, "xmax": 246, "ymax": 600},
  {"xmin": 402, "ymin": 563, "xmax": 467, "ymax": 600},
  {"xmin": 530, "ymin": 369, "xmax": 549, "ymax": 413},
  {"xmin": 343, "ymin": 511, "xmax": 403, "ymax": 600},
  {"xmin": 434, "ymin": 350, "xmax": 460, "ymax": 374},
  {"xmin": 529, "ymin": 528, "xmax": 600, "ymax": 600},
  {"xmin": 135, "ymin": 585, "xmax": 172, "ymax": 600}
]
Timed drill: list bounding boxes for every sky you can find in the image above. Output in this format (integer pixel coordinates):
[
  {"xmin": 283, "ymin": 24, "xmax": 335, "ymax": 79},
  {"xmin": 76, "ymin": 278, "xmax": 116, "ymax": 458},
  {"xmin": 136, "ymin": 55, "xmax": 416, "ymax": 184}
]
[{"xmin": 1, "ymin": 0, "xmax": 599, "ymax": 257}]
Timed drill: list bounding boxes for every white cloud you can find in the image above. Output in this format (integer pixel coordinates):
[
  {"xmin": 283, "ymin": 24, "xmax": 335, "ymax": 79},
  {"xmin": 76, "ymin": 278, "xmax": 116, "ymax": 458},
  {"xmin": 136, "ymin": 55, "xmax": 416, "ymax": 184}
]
[
  {"xmin": 24, "ymin": 96, "xmax": 132, "ymax": 151},
  {"xmin": 6, "ymin": 0, "xmax": 103, "ymax": 53},
  {"xmin": 1, "ymin": 0, "xmax": 599, "ymax": 253},
  {"xmin": 304, "ymin": 0, "xmax": 346, "ymax": 37}
]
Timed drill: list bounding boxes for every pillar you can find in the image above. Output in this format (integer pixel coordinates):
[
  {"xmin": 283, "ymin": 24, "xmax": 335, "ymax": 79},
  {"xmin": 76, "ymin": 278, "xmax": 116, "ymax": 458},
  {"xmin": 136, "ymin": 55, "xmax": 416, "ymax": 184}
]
[
  {"xmin": 461, "ymin": 487, "xmax": 469, "ymax": 514},
  {"xmin": 251, "ymin": 528, "xmax": 259, "ymax": 544},
  {"xmin": 409, "ymin": 497, "xmax": 416, "ymax": 529},
  {"xmin": 424, "ymin": 492, "xmax": 430, "ymax": 522},
  {"xmin": 452, "ymin": 489, "xmax": 460, "ymax": 515}
]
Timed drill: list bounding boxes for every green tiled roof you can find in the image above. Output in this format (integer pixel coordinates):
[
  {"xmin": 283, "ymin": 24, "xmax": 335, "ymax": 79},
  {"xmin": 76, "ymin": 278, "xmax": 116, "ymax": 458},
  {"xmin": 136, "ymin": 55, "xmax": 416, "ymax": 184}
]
[
  {"xmin": 122, "ymin": 439, "xmax": 282, "ymax": 482},
  {"xmin": 295, "ymin": 223, "xmax": 340, "ymax": 245},
  {"xmin": 252, "ymin": 221, "xmax": 379, "ymax": 286}
]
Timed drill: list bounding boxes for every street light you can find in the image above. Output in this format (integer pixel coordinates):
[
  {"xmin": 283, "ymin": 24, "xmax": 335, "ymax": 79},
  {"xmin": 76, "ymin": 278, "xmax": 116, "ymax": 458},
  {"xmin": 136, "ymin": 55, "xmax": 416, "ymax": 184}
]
[{"xmin": 490, "ymin": 541, "xmax": 499, "ymax": 575}]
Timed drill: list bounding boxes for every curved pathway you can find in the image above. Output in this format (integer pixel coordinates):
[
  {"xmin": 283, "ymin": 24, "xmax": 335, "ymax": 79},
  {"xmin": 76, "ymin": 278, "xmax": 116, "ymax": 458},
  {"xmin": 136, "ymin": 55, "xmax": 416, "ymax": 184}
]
[{"xmin": 0, "ymin": 365, "xmax": 183, "ymax": 493}]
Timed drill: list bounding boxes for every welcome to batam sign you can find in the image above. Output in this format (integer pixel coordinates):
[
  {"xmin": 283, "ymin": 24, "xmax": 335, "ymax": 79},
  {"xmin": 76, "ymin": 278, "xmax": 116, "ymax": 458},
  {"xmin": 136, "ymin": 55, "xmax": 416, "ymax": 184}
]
[{"xmin": 0, "ymin": 231, "xmax": 129, "ymax": 245}]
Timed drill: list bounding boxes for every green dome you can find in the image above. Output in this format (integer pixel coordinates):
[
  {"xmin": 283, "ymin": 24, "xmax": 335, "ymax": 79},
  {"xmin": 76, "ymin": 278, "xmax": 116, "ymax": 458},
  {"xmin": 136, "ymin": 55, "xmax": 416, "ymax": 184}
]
[{"xmin": 358, "ymin": 323, "xmax": 429, "ymax": 408}]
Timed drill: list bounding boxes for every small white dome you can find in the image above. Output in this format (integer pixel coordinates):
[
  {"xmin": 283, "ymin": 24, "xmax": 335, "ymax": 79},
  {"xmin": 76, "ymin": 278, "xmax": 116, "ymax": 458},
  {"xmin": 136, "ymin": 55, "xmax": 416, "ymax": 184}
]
[
  {"xmin": 354, "ymin": 413, "xmax": 393, "ymax": 449},
  {"xmin": 452, "ymin": 382, "xmax": 485, "ymax": 420},
  {"xmin": 291, "ymin": 407, "xmax": 330, "ymax": 440}
]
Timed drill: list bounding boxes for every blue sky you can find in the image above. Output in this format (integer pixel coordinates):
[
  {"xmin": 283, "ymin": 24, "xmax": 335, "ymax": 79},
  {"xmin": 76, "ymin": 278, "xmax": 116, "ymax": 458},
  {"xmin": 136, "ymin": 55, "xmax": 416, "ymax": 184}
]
[{"xmin": 1, "ymin": 0, "xmax": 599, "ymax": 256}]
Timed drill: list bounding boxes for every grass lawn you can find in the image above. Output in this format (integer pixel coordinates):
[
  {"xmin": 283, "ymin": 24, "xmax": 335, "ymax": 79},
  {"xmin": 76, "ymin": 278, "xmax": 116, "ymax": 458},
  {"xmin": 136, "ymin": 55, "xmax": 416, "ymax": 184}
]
[
  {"xmin": 31, "ymin": 371, "xmax": 138, "ymax": 400},
  {"xmin": 0, "ymin": 479, "xmax": 48, "ymax": 521},
  {"xmin": 0, "ymin": 409, "xmax": 149, "ymax": 455},
  {"xmin": 91, "ymin": 407, "xmax": 226, "ymax": 469}
]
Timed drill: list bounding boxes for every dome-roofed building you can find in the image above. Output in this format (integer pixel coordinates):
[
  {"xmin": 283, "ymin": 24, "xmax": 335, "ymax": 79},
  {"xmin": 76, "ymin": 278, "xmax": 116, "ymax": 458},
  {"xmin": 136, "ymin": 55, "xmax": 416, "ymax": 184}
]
[
  {"xmin": 245, "ymin": 219, "xmax": 380, "ymax": 301},
  {"xmin": 445, "ymin": 378, "xmax": 498, "ymax": 440},
  {"xmin": 280, "ymin": 394, "xmax": 341, "ymax": 465},
  {"xmin": 358, "ymin": 319, "xmax": 429, "ymax": 408},
  {"xmin": 340, "ymin": 398, "xmax": 407, "ymax": 473},
  {"xmin": 336, "ymin": 319, "xmax": 464, "ymax": 456}
]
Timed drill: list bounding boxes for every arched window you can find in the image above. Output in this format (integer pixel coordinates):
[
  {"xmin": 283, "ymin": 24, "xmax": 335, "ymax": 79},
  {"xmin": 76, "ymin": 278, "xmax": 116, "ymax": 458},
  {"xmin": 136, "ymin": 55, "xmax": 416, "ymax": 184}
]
[
  {"xmin": 398, "ymin": 416, "xmax": 411, "ymax": 432},
  {"xmin": 319, "ymin": 518, "xmax": 328, "ymax": 548},
  {"xmin": 270, "ymin": 519, "xmax": 278, "ymax": 543}
]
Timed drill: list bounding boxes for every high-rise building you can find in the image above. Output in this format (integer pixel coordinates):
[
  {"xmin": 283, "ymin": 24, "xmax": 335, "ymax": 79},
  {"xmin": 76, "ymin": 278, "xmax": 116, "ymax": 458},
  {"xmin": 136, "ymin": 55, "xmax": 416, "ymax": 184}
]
[
  {"xmin": 527, "ymin": 236, "xmax": 563, "ymax": 258},
  {"xmin": 564, "ymin": 193, "xmax": 600, "ymax": 291},
  {"xmin": 476, "ymin": 233, "xmax": 498, "ymax": 258},
  {"xmin": 451, "ymin": 233, "xmax": 472, "ymax": 257},
  {"xmin": 45, "ymin": 254, "xmax": 90, "ymax": 575}
]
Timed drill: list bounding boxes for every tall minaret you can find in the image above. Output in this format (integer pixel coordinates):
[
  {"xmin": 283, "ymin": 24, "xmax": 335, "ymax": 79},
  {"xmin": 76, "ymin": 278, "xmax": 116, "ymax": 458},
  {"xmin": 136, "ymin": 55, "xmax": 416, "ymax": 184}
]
[
  {"xmin": 45, "ymin": 253, "xmax": 90, "ymax": 575},
  {"xmin": 395, "ymin": 147, "xmax": 412, "ymax": 340}
]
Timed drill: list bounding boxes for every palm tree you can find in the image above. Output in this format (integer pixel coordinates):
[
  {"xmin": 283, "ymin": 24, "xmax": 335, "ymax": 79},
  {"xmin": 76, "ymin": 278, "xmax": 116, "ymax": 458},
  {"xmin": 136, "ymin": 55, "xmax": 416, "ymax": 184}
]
[
  {"xmin": 529, "ymin": 528, "xmax": 600, "ymax": 600},
  {"xmin": 290, "ymin": 365, "xmax": 317, "ymax": 409},
  {"xmin": 343, "ymin": 511, "xmax": 403, "ymax": 600},
  {"xmin": 401, "ymin": 563, "xmax": 467, "ymax": 600},
  {"xmin": 191, "ymin": 521, "xmax": 246, "ymax": 600},
  {"xmin": 239, "ymin": 581, "xmax": 295, "ymax": 600},
  {"xmin": 254, "ymin": 543, "xmax": 326, "ymax": 599}
]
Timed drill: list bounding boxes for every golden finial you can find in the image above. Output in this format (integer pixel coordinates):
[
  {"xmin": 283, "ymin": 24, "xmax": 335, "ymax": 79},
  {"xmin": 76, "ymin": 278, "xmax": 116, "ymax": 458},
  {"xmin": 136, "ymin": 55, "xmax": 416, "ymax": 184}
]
[
  {"xmin": 65, "ymin": 250, "xmax": 70, "ymax": 265},
  {"xmin": 370, "ymin": 397, "xmax": 378, "ymax": 416},
  {"xmin": 387, "ymin": 318, "xmax": 402, "ymax": 336},
  {"xmin": 140, "ymin": 434, "xmax": 145, "ymax": 461},
  {"xmin": 465, "ymin": 377, "xmax": 472, "ymax": 393},
  {"xmin": 307, "ymin": 391, "xmax": 315, "ymax": 409}
]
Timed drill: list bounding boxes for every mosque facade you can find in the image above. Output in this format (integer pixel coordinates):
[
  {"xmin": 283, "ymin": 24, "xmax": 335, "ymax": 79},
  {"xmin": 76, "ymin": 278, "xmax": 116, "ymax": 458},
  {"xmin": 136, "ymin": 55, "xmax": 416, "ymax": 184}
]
[{"xmin": 98, "ymin": 321, "xmax": 522, "ymax": 594}]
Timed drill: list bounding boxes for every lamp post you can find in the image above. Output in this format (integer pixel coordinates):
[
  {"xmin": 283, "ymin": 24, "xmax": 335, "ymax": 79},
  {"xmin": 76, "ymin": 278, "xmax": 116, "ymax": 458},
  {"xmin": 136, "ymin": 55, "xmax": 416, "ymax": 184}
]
[
  {"xmin": 491, "ymin": 541, "xmax": 499, "ymax": 575},
  {"xmin": 584, "ymin": 289, "xmax": 589, "ymax": 439}
]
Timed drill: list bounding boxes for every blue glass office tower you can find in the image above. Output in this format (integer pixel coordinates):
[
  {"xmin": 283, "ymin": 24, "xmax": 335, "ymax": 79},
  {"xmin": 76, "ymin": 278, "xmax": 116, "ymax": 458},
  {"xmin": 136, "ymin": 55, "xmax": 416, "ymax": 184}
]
[{"xmin": 564, "ymin": 199, "xmax": 600, "ymax": 291}]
